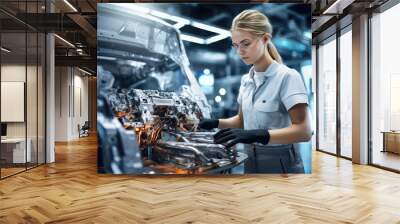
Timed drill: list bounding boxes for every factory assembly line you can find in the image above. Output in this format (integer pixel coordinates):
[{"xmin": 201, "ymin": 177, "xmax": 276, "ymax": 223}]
[{"xmin": 97, "ymin": 4, "xmax": 247, "ymax": 174}]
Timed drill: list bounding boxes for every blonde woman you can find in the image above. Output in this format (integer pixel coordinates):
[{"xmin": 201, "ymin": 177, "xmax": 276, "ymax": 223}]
[{"xmin": 199, "ymin": 10, "xmax": 312, "ymax": 173}]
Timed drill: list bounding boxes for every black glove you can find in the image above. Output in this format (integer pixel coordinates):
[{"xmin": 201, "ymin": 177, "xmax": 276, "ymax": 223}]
[
  {"xmin": 198, "ymin": 119, "xmax": 219, "ymax": 130},
  {"xmin": 213, "ymin": 128, "xmax": 270, "ymax": 148}
]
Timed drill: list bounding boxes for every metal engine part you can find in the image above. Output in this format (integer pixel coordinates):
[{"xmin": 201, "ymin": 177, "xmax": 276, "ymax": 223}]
[
  {"xmin": 104, "ymin": 87, "xmax": 246, "ymax": 173},
  {"xmin": 153, "ymin": 141, "xmax": 237, "ymax": 170},
  {"xmin": 97, "ymin": 92, "xmax": 150, "ymax": 174},
  {"xmin": 97, "ymin": 4, "xmax": 246, "ymax": 174}
]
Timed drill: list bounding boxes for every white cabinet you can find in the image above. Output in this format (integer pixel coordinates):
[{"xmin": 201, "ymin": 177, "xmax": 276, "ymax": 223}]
[{"xmin": 1, "ymin": 138, "xmax": 31, "ymax": 163}]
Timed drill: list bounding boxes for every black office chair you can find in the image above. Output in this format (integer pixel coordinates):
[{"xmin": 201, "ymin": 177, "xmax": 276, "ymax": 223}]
[{"xmin": 79, "ymin": 121, "xmax": 90, "ymax": 138}]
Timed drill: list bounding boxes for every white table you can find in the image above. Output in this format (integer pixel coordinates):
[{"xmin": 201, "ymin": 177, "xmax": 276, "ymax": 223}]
[{"xmin": 1, "ymin": 138, "xmax": 31, "ymax": 163}]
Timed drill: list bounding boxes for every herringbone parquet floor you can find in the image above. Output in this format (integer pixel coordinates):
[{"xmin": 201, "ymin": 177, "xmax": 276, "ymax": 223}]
[{"xmin": 1, "ymin": 135, "xmax": 400, "ymax": 223}]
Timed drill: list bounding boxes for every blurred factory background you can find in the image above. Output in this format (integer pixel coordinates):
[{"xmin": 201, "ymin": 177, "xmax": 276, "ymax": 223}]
[{"xmin": 131, "ymin": 3, "xmax": 312, "ymax": 119}]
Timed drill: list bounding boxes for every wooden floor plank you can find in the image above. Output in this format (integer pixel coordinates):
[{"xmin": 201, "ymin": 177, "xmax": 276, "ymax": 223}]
[{"xmin": 1, "ymin": 135, "xmax": 400, "ymax": 223}]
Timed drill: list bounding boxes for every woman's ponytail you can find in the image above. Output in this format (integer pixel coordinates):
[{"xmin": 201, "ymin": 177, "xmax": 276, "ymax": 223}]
[{"xmin": 267, "ymin": 42, "xmax": 282, "ymax": 63}]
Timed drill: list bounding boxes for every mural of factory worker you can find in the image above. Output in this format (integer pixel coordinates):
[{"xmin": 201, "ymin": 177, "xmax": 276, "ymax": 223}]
[{"xmin": 199, "ymin": 10, "xmax": 312, "ymax": 174}]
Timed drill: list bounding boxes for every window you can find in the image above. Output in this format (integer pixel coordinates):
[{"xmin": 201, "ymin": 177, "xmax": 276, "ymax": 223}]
[
  {"xmin": 317, "ymin": 36, "xmax": 337, "ymax": 154},
  {"xmin": 339, "ymin": 28, "xmax": 352, "ymax": 158},
  {"xmin": 371, "ymin": 3, "xmax": 400, "ymax": 171}
]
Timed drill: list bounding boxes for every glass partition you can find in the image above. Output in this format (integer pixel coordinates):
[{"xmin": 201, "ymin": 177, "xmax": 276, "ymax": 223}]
[
  {"xmin": 38, "ymin": 32, "xmax": 45, "ymax": 165},
  {"xmin": 27, "ymin": 31, "xmax": 38, "ymax": 169},
  {"xmin": 0, "ymin": 1, "xmax": 46, "ymax": 179},
  {"xmin": 317, "ymin": 36, "xmax": 337, "ymax": 154},
  {"xmin": 339, "ymin": 28, "xmax": 352, "ymax": 158},
  {"xmin": 1, "ymin": 31, "xmax": 27, "ymax": 177}
]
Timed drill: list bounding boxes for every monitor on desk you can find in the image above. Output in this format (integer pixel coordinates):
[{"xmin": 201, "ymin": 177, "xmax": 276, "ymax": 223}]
[{"xmin": 1, "ymin": 123, "xmax": 7, "ymax": 139}]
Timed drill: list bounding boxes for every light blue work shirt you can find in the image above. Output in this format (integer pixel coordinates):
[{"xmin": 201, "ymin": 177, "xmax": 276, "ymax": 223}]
[{"xmin": 237, "ymin": 60, "xmax": 308, "ymax": 145}]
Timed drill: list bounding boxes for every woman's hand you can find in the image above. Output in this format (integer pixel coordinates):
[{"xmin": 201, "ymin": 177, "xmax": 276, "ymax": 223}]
[{"xmin": 213, "ymin": 128, "xmax": 270, "ymax": 148}]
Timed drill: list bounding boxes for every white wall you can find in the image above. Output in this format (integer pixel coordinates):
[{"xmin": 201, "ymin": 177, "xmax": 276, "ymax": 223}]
[
  {"xmin": 54, "ymin": 67, "xmax": 89, "ymax": 141},
  {"xmin": 1, "ymin": 64, "xmax": 45, "ymax": 164},
  {"xmin": 1, "ymin": 65, "xmax": 29, "ymax": 138},
  {"xmin": 54, "ymin": 66, "xmax": 68, "ymax": 141},
  {"xmin": 73, "ymin": 73, "xmax": 89, "ymax": 137}
]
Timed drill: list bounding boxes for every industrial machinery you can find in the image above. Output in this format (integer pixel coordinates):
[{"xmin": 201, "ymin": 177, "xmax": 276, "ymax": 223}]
[{"xmin": 97, "ymin": 4, "xmax": 247, "ymax": 174}]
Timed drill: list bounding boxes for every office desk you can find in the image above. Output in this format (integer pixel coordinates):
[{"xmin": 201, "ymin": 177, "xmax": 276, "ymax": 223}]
[
  {"xmin": 1, "ymin": 138, "xmax": 31, "ymax": 163},
  {"xmin": 382, "ymin": 131, "xmax": 400, "ymax": 154}
]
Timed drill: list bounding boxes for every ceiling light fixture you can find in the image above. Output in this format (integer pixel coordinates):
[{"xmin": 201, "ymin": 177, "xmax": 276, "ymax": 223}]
[
  {"xmin": 78, "ymin": 67, "xmax": 93, "ymax": 76},
  {"xmin": 206, "ymin": 34, "xmax": 230, "ymax": 45},
  {"xmin": 173, "ymin": 22, "xmax": 187, "ymax": 29},
  {"xmin": 54, "ymin": 34, "xmax": 75, "ymax": 48},
  {"xmin": 111, "ymin": 4, "xmax": 229, "ymax": 44},
  {"xmin": 112, "ymin": 4, "xmax": 150, "ymax": 14},
  {"xmin": 63, "ymin": 0, "xmax": 78, "ymax": 12},
  {"xmin": 150, "ymin": 10, "xmax": 190, "ymax": 25},
  {"xmin": 322, "ymin": 0, "xmax": 353, "ymax": 15},
  {"xmin": 191, "ymin": 21, "xmax": 231, "ymax": 36},
  {"xmin": 98, "ymin": 56, "xmax": 116, "ymax": 61},
  {"xmin": 1, "ymin": 47, "xmax": 11, "ymax": 53},
  {"xmin": 323, "ymin": 0, "xmax": 341, "ymax": 14},
  {"xmin": 180, "ymin": 34, "xmax": 205, "ymax": 45}
]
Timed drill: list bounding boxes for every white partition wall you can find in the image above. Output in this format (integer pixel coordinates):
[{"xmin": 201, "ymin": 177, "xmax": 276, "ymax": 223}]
[{"xmin": 54, "ymin": 67, "xmax": 89, "ymax": 141}]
